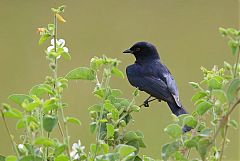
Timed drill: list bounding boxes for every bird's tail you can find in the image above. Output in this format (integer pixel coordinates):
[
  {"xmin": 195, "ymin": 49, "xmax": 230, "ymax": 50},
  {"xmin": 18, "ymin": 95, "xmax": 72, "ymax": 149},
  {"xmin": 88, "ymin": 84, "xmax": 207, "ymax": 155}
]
[{"xmin": 167, "ymin": 101, "xmax": 192, "ymax": 132}]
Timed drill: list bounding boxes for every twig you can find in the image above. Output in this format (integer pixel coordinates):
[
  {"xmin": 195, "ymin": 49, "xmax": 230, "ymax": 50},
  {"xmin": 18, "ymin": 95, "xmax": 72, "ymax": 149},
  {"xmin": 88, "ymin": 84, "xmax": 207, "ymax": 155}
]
[{"xmin": 1, "ymin": 110, "xmax": 20, "ymax": 159}]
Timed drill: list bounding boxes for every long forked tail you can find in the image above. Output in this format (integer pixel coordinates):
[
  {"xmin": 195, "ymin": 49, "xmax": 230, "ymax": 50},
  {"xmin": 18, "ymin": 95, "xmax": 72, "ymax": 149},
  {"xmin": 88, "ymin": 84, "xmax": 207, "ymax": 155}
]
[{"xmin": 167, "ymin": 101, "xmax": 192, "ymax": 132}]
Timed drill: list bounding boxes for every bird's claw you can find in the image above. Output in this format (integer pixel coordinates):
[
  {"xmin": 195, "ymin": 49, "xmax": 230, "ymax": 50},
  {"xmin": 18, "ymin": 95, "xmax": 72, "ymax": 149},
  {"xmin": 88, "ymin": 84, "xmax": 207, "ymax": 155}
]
[{"xmin": 143, "ymin": 101, "xmax": 149, "ymax": 107}]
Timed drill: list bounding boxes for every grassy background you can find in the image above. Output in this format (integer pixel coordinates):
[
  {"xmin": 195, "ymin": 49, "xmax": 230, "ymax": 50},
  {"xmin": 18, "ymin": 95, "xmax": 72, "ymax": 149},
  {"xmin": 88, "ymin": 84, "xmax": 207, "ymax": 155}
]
[{"xmin": 0, "ymin": 0, "xmax": 239, "ymax": 160}]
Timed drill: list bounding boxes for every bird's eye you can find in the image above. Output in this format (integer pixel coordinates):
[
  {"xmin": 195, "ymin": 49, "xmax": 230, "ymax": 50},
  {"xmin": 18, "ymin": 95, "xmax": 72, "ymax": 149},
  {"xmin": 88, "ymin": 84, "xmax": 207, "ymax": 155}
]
[{"xmin": 135, "ymin": 47, "xmax": 141, "ymax": 52}]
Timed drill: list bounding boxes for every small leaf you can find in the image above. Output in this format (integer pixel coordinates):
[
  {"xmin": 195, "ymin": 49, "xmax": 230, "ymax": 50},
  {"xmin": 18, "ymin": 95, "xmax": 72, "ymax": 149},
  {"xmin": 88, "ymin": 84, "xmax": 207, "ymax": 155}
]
[
  {"xmin": 161, "ymin": 141, "xmax": 180, "ymax": 161},
  {"xmin": 228, "ymin": 39, "xmax": 238, "ymax": 55},
  {"xmin": 5, "ymin": 155, "xmax": 17, "ymax": 161},
  {"xmin": 8, "ymin": 94, "xmax": 33, "ymax": 106},
  {"xmin": 88, "ymin": 104, "xmax": 102, "ymax": 112},
  {"xmin": 29, "ymin": 84, "xmax": 53, "ymax": 97},
  {"xmin": 43, "ymin": 115, "xmax": 58, "ymax": 132},
  {"xmin": 19, "ymin": 155, "xmax": 43, "ymax": 161},
  {"xmin": 114, "ymin": 144, "xmax": 136, "ymax": 158},
  {"xmin": 224, "ymin": 61, "xmax": 232, "ymax": 70},
  {"xmin": 183, "ymin": 115, "xmax": 197, "ymax": 128},
  {"xmin": 164, "ymin": 124, "xmax": 182, "ymax": 138},
  {"xmin": 90, "ymin": 122, "xmax": 97, "ymax": 133},
  {"xmin": 196, "ymin": 101, "xmax": 212, "ymax": 115},
  {"xmin": 2, "ymin": 103, "xmax": 22, "ymax": 119},
  {"xmin": 219, "ymin": 27, "xmax": 227, "ymax": 36},
  {"xmin": 54, "ymin": 144, "xmax": 67, "ymax": 157},
  {"xmin": 66, "ymin": 117, "xmax": 81, "ymax": 125},
  {"xmin": 54, "ymin": 155, "xmax": 69, "ymax": 161},
  {"xmin": 208, "ymin": 77, "xmax": 222, "ymax": 89},
  {"xmin": 229, "ymin": 119, "xmax": 238, "ymax": 129},
  {"xmin": 111, "ymin": 67, "xmax": 124, "ymax": 78},
  {"xmin": 16, "ymin": 118, "xmax": 26, "ymax": 129},
  {"xmin": 197, "ymin": 138, "xmax": 211, "ymax": 160},
  {"xmin": 106, "ymin": 123, "xmax": 114, "ymax": 138},
  {"xmin": 61, "ymin": 52, "xmax": 71, "ymax": 60},
  {"xmin": 39, "ymin": 34, "xmax": 51, "ymax": 45},
  {"xmin": 191, "ymin": 91, "xmax": 207, "ymax": 102},
  {"xmin": 65, "ymin": 67, "xmax": 95, "ymax": 80},
  {"xmin": 34, "ymin": 137, "xmax": 55, "ymax": 147},
  {"xmin": 189, "ymin": 82, "xmax": 200, "ymax": 89},
  {"xmin": 212, "ymin": 89, "xmax": 227, "ymax": 103},
  {"xmin": 227, "ymin": 78, "xmax": 240, "ymax": 102}
]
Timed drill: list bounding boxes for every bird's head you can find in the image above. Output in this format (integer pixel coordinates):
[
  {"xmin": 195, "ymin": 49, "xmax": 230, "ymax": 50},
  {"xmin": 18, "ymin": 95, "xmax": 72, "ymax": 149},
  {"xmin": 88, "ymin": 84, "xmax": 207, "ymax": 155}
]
[{"xmin": 123, "ymin": 41, "xmax": 160, "ymax": 61}]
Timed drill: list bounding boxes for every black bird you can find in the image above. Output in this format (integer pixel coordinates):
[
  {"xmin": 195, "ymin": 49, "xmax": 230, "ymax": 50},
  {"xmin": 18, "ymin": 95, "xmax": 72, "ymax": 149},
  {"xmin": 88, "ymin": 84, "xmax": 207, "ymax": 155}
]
[{"xmin": 123, "ymin": 41, "xmax": 191, "ymax": 132}]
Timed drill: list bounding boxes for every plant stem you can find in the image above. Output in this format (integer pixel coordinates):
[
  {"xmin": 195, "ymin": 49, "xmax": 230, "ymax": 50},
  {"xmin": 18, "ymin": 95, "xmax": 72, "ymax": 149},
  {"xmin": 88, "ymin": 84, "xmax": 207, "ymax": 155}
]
[
  {"xmin": 220, "ymin": 126, "xmax": 229, "ymax": 161},
  {"xmin": 52, "ymin": 12, "xmax": 71, "ymax": 159},
  {"xmin": 1, "ymin": 110, "xmax": 20, "ymax": 159},
  {"xmin": 94, "ymin": 66, "xmax": 112, "ymax": 159},
  {"xmin": 234, "ymin": 43, "xmax": 240, "ymax": 78},
  {"xmin": 212, "ymin": 99, "xmax": 240, "ymax": 142}
]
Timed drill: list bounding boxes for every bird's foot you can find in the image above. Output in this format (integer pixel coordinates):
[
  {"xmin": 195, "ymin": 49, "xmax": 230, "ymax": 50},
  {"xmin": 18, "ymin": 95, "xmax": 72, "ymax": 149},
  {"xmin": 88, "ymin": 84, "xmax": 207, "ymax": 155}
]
[{"xmin": 143, "ymin": 100, "xmax": 149, "ymax": 107}]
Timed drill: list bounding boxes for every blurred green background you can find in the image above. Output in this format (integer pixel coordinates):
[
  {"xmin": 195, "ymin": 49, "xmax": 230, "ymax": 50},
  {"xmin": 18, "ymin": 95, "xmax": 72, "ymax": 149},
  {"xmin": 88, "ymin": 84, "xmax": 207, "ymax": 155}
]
[{"xmin": 0, "ymin": 0, "xmax": 239, "ymax": 160}]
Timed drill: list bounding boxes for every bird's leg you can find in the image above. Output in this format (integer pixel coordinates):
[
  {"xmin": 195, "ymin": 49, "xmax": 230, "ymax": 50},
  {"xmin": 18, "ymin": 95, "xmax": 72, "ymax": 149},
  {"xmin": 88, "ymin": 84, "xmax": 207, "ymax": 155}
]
[
  {"xmin": 139, "ymin": 95, "xmax": 156, "ymax": 107},
  {"xmin": 143, "ymin": 95, "xmax": 151, "ymax": 107}
]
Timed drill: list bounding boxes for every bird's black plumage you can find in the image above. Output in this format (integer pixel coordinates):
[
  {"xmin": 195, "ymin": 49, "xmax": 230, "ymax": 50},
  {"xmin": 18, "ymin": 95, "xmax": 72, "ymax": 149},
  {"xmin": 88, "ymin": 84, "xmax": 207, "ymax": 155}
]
[{"xmin": 124, "ymin": 42, "xmax": 190, "ymax": 132}]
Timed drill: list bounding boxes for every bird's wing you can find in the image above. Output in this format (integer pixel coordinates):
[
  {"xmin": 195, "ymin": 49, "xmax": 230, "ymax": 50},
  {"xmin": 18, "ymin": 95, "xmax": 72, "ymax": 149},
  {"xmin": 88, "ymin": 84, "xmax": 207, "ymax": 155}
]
[
  {"xmin": 127, "ymin": 69, "xmax": 174, "ymax": 102},
  {"xmin": 161, "ymin": 64, "xmax": 182, "ymax": 107}
]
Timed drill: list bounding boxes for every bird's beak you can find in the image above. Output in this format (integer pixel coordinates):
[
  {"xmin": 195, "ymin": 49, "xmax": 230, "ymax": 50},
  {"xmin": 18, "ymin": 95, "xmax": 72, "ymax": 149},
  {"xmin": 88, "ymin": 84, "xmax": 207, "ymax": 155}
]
[{"xmin": 123, "ymin": 49, "xmax": 133, "ymax": 54}]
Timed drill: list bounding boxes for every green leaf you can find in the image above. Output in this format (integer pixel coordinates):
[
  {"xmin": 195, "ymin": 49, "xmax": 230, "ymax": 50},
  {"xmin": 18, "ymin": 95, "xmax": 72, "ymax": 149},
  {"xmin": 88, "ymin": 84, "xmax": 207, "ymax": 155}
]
[
  {"xmin": 54, "ymin": 155, "xmax": 69, "ymax": 161},
  {"xmin": 54, "ymin": 144, "xmax": 67, "ymax": 157},
  {"xmin": 191, "ymin": 91, "xmax": 207, "ymax": 102},
  {"xmin": 111, "ymin": 89, "xmax": 122, "ymax": 97},
  {"xmin": 16, "ymin": 118, "xmax": 26, "ymax": 129},
  {"xmin": 8, "ymin": 94, "xmax": 33, "ymax": 106},
  {"xmin": 183, "ymin": 115, "xmax": 197, "ymax": 128},
  {"xmin": 88, "ymin": 104, "xmax": 102, "ymax": 112},
  {"xmin": 124, "ymin": 131, "xmax": 142, "ymax": 142},
  {"xmin": 29, "ymin": 84, "xmax": 53, "ymax": 97},
  {"xmin": 90, "ymin": 57, "xmax": 104, "ymax": 71},
  {"xmin": 196, "ymin": 101, "xmax": 212, "ymax": 115},
  {"xmin": 189, "ymin": 82, "xmax": 200, "ymax": 89},
  {"xmin": 161, "ymin": 141, "xmax": 180, "ymax": 161},
  {"xmin": 104, "ymin": 101, "xmax": 117, "ymax": 112},
  {"xmin": 65, "ymin": 67, "xmax": 95, "ymax": 80},
  {"xmin": 184, "ymin": 137, "xmax": 199, "ymax": 148},
  {"xmin": 199, "ymin": 128, "xmax": 212, "ymax": 137},
  {"xmin": 224, "ymin": 61, "xmax": 232, "ymax": 70},
  {"xmin": 164, "ymin": 124, "xmax": 182, "ymax": 138},
  {"xmin": 5, "ymin": 155, "xmax": 17, "ymax": 161},
  {"xmin": 61, "ymin": 52, "xmax": 71, "ymax": 60},
  {"xmin": 0, "ymin": 155, "xmax": 5, "ymax": 161},
  {"xmin": 66, "ymin": 117, "xmax": 81, "ymax": 125},
  {"xmin": 39, "ymin": 34, "xmax": 51, "ymax": 45},
  {"xmin": 227, "ymin": 78, "xmax": 240, "ymax": 102},
  {"xmin": 114, "ymin": 144, "xmax": 136, "ymax": 158},
  {"xmin": 143, "ymin": 155, "xmax": 155, "ymax": 161},
  {"xmin": 219, "ymin": 27, "xmax": 227, "ymax": 36},
  {"xmin": 111, "ymin": 67, "xmax": 124, "ymax": 78},
  {"xmin": 106, "ymin": 123, "xmax": 114, "ymax": 138},
  {"xmin": 2, "ymin": 103, "xmax": 22, "ymax": 119},
  {"xmin": 229, "ymin": 119, "xmax": 238, "ymax": 129},
  {"xmin": 34, "ymin": 137, "xmax": 55, "ymax": 147},
  {"xmin": 212, "ymin": 89, "xmax": 227, "ymax": 103},
  {"xmin": 43, "ymin": 115, "xmax": 58, "ymax": 132},
  {"xmin": 197, "ymin": 138, "xmax": 211, "ymax": 160},
  {"xmin": 19, "ymin": 155, "xmax": 43, "ymax": 161},
  {"xmin": 90, "ymin": 122, "xmax": 97, "ymax": 133},
  {"xmin": 228, "ymin": 39, "xmax": 238, "ymax": 55},
  {"xmin": 208, "ymin": 77, "xmax": 223, "ymax": 89}
]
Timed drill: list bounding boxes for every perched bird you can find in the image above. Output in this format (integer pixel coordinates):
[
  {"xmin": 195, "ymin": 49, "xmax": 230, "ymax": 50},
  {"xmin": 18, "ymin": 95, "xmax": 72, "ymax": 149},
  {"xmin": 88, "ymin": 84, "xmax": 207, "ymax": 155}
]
[{"xmin": 123, "ymin": 41, "xmax": 191, "ymax": 132}]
